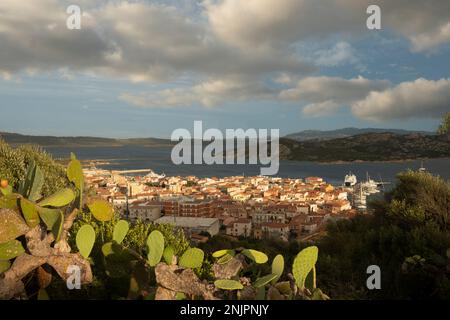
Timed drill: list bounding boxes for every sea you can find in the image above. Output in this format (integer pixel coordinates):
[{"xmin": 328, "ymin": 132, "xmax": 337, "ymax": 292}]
[{"xmin": 44, "ymin": 145, "xmax": 450, "ymax": 186}]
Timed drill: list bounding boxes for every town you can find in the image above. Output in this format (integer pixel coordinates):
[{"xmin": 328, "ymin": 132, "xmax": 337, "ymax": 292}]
[{"xmin": 84, "ymin": 166, "xmax": 360, "ymax": 244}]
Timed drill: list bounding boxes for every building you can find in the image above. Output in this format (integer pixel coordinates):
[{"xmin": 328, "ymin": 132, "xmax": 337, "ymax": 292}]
[
  {"xmin": 260, "ymin": 222, "xmax": 290, "ymax": 240},
  {"xmin": 154, "ymin": 216, "xmax": 220, "ymax": 237},
  {"xmin": 226, "ymin": 218, "xmax": 252, "ymax": 237},
  {"xmin": 128, "ymin": 202, "xmax": 163, "ymax": 222}
]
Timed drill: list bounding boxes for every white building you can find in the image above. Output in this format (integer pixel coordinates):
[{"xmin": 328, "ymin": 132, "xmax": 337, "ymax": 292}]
[{"xmin": 154, "ymin": 216, "xmax": 220, "ymax": 237}]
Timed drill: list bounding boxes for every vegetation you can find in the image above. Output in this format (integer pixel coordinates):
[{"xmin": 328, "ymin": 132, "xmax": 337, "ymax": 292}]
[
  {"xmin": 437, "ymin": 113, "xmax": 450, "ymax": 135},
  {"xmin": 0, "ymin": 139, "xmax": 68, "ymax": 197},
  {"xmin": 1, "ymin": 141, "xmax": 448, "ymax": 300},
  {"xmin": 0, "ymin": 143, "xmax": 327, "ymax": 300},
  {"xmin": 279, "ymin": 132, "xmax": 450, "ymax": 162},
  {"xmin": 317, "ymin": 170, "xmax": 450, "ymax": 299}
]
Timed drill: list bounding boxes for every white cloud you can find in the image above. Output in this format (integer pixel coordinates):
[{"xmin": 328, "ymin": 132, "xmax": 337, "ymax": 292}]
[
  {"xmin": 279, "ymin": 75, "xmax": 390, "ymax": 117},
  {"xmin": 0, "ymin": 0, "xmax": 313, "ymax": 83},
  {"xmin": 280, "ymin": 76, "xmax": 390, "ymax": 102},
  {"xmin": 206, "ymin": 0, "xmax": 450, "ymax": 52},
  {"xmin": 352, "ymin": 78, "xmax": 450, "ymax": 121},
  {"xmin": 120, "ymin": 76, "xmax": 276, "ymax": 108},
  {"xmin": 302, "ymin": 101, "xmax": 341, "ymax": 117},
  {"xmin": 314, "ymin": 42, "xmax": 358, "ymax": 67}
]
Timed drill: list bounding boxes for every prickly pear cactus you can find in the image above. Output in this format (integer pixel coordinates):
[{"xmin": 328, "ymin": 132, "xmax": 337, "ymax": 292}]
[
  {"xmin": 292, "ymin": 246, "xmax": 318, "ymax": 290},
  {"xmin": 271, "ymin": 254, "xmax": 284, "ymax": 284},
  {"xmin": 214, "ymin": 279, "xmax": 243, "ymax": 290},
  {"xmin": 179, "ymin": 248, "xmax": 204, "ymax": 269},
  {"xmin": 113, "ymin": 220, "xmax": 129, "ymax": 244},
  {"xmin": 147, "ymin": 230, "xmax": 165, "ymax": 267},
  {"xmin": 76, "ymin": 225, "xmax": 96, "ymax": 259}
]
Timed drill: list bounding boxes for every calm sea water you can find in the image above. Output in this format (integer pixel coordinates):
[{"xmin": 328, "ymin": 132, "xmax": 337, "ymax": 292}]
[{"xmin": 44, "ymin": 146, "xmax": 450, "ymax": 186}]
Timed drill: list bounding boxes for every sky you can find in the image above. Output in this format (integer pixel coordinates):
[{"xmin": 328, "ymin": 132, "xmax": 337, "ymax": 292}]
[{"xmin": 0, "ymin": 0, "xmax": 449, "ymax": 138}]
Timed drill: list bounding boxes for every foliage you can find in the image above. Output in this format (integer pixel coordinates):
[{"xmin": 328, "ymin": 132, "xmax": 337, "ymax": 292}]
[
  {"xmin": 0, "ymin": 139, "xmax": 68, "ymax": 197},
  {"xmin": 0, "ymin": 149, "xmax": 91, "ymax": 300},
  {"xmin": 437, "ymin": 113, "xmax": 450, "ymax": 134},
  {"xmin": 317, "ymin": 171, "xmax": 450, "ymax": 299}
]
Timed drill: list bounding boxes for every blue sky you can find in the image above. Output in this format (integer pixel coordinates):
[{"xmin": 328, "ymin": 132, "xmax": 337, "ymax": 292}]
[{"xmin": 0, "ymin": 0, "xmax": 449, "ymax": 138}]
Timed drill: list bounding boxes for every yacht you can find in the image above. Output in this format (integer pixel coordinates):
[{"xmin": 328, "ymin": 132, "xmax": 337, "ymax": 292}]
[
  {"xmin": 418, "ymin": 160, "xmax": 427, "ymax": 173},
  {"xmin": 344, "ymin": 172, "xmax": 357, "ymax": 187},
  {"xmin": 361, "ymin": 172, "xmax": 380, "ymax": 194}
]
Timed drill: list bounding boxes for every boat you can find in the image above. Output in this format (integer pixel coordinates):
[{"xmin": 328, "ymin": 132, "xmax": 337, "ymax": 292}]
[
  {"xmin": 352, "ymin": 183, "xmax": 367, "ymax": 211},
  {"xmin": 361, "ymin": 172, "xmax": 380, "ymax": 194},
  {"xmin": 344, "ymin": 172, "xmax": 357, "ymax": 187},
  {"xmin": 418, "ymin": 160, "xmax": 427, "ymax": 173}
]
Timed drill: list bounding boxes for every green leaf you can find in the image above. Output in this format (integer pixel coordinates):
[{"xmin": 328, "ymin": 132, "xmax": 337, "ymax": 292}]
[
  {"xmin": 76, "ymin": 225, "xmax": 96, "ymax": 259},
  {"xmin": 163, "ymin": 246, "xmax": 175, "ymax": 265},
  {"xmin": 311, "ymin": 288, "xmax": 330, "ymax": 300},
  {"xmin": 242, "ymin": 249, "xmax": 268, "ymax": 264},
  {"xmin": 179, "ymin": 248, "xmax": 204, "ymax": 269},
  {"xmin": 214, "ymin": 279, "xmax": 243, "ymax": 290},
  {"xmin": 37, "ymin": 207, "xmax": 63, "ymax": 242},
  {"xmin": 305, "ymin": 266, "xmax": 316, "ymax": 290},
  {"xmin": 0, "ymin": 185, "xmax": 13, "ymax": 196},
  {"xmin": 0, "ymin": 193, "xmax": 19, "ymax": 210},
  {"xmin": 212, "ymin": 249, "xmax": 232, "ymax": 258},
  {"xmin": 67, "ymin": 155, "xmax": 84, "ymax": 191},
  {"xmin": 146, "ymin": 230, "xmax": 165, "ymax": 267},
  {"xmin": 37, "ymin": 207, "xmax": 61, "ymax": 230},
  {"xmin": 0, "ymin": 209, "xmax": 29, "ymax": 244},
  {"xmin": 113, "ymin": 220, "xmax": 129, "ymax": 244},
  {"xmin": 37, "ymin": 289, "xmax": 50, "ymax": 300},
  {"xmin": 217, "ymin": 253, "xmax": 234, "ymax": 265},
  {"xmin": 271, "ymin": 254, "xmax": 284, "ymax": 284},
  {"xmin": 0, "ymin": 240, "xmax": 25, "ymax": 260},
  {"xmin": 20, "ymin": 198, "xmax": 40, "ymax": 228},
  {"xmin": 18, "ymin": 160, "xmax": 35, "ymax": 197},
  {"xmin": 292, "ymin": 246, "xmax": 318, "ymax": 289},
  {"xmin": 176, "ymin": 292, "xmax": 186, "ymax": 300},
  {"xmin": 256, "ymin": 287, "xmax": 266, "ymax": 300},
  {"xmin": 87, "ymin": 199, "xmax": 114, "ymax": 222},
  {"xmin": 101, "ymin": 242, "xmax": 115, "ymax": 257},
  {"xmin": 28, "ymin": 165, "xmax": 44, "ymax": 202},
  {"xmin": 38, "ymin": 188, "xmax": 75, "ymax": 207},
  {"xmin": 254, "ymin": 273, "xmax": 278, "ymax": 288},
  {"xmin": 0, "ymin": 260, "xmax": 10, "ymax": 273}
]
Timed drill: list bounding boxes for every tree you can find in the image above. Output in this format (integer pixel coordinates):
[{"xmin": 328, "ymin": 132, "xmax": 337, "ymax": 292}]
[{"xmin": 437, "ymin": 113, "xmax": 450, "ymax": 134}]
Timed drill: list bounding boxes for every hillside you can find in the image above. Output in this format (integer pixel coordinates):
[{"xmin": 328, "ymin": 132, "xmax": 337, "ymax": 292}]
[
  {"xmin": 279, "ymin": 132, "xmax": 450, "ymax": 162},
  {"xmin": 284, "ymin": 127, "xmax": 433, "ymax": 142},
  {"xmin": 0, "ymin": 132, "xmax": 173, "ymax": 147}
]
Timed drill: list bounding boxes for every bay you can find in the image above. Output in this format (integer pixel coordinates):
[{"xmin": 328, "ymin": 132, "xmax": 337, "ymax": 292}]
[{"xmin": 44, "ymin": 145, "xmax": 450, "ymax": 186}]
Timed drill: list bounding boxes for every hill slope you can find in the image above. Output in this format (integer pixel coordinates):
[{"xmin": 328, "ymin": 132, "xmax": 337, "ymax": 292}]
[
  {"xmin": 0, "ymin": 132, "xmax": 173, "ymax": 147},
  {"xmin": 279, "ymin": 133, "xmax": 450, "ymax": 162},
  {"xmin": 285, "ymin": 127, "xmax": 433, "ymax": 142}
]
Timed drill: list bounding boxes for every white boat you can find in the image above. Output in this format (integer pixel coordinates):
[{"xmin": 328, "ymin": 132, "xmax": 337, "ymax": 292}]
[
  {"xmin": 344, "ymin": 172, "xmax": 357, "ymax": 187},
  {"xmin": 418, "ymin": 161, "xmax": 427, "ymax": 173},
  {"xmin": 352, "ymin": 183, "xmax": 367, "ymax": 211},
  {"xmin": 361, "ymin": 172, "xmax": 380, "ymax": 194},
  {"xmin": 145, "ymin": 170, "xmax": 166, "ymax": 179}
]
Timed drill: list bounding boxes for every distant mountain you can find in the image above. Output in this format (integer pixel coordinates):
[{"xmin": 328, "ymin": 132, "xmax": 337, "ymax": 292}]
[
  {"xmin": 0, "ymin": 132, "xmax": 173, "ymax": 147},
  {"xmin": 279, "ymin": 132, "xmax": 450, "ymax": 162},
  {"xmin": 284, "ymin": 127, "xmax": 434, "ymax": 142}
]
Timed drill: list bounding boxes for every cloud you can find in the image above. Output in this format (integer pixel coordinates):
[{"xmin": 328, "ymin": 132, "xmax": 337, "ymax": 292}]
[
  {"xmin": 206, "ymin": 0, "xmax": 450, "ymax": 52},
  {"xmin": 280, "ymin": 75, "xmax": 389, "ymax": 102},
  {"xmin": 352, "ymin": 78, "xmax": 450, "ymax": 121},
  {"xmin": 302, "ymin": 101, "xmax": 341, "ymax": 117},
  {"xmin": 0, "ymin": 0, "xmax": 313, "ymax": 83},
  {"xmin": 120, "ymin": 76, "xmax": 277, "ymax": 108},
  {"xmin": 314, "ymin": 42, "xmax": 359, "ymax": 67}
]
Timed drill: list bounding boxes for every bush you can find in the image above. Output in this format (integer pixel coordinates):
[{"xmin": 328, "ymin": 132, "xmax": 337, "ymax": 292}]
[{"xmin": 0, "ymin": 140, "xmax": 68, "ymax": 197}]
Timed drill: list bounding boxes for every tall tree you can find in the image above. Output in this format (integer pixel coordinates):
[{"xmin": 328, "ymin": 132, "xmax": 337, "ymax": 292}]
[{"xmin": 437, "ymin": 113, "xmax": 450, "ymax": 134}]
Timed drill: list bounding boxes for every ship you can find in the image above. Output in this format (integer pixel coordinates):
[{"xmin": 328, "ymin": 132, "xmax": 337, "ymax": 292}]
[
  {"xmin": 344, "ymin": 172, "xmax": 357, "ymax": 187},
  {"xmin": 418, "ymin": 160, "xmax": 427, "ymax": 173},
  {"xmin": 361, "ymin": 172, "xmax": 380, "ymax": 194}
]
